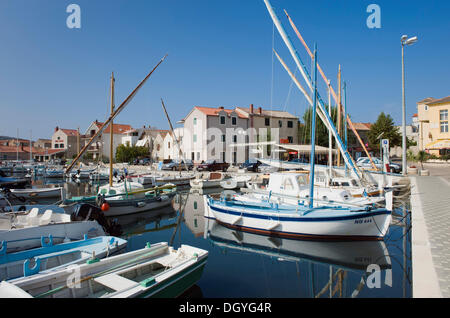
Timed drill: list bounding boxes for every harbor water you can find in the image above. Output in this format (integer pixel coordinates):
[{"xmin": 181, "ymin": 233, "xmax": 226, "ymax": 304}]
[{"xmin": 28, "ymin": 177, "xmax": 412, "ymax": 298}]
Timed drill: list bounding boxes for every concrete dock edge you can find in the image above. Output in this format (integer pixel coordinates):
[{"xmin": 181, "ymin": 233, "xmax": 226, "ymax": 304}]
[{"xmin": 410, "ymin": 176, "xmax": 443, "ymax": 298}]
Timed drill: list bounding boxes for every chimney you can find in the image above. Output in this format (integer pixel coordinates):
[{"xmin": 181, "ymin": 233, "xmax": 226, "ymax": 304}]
[
  {"xmin": 219, "ymin": 106, "xmax": 224, "ymax": 110},
  {"xmin": 258, "ymin": 107, "xmax": 262, "ymax": 115},
  {"xmin": 250, "ymin": 104, "xmax": 254, "ymax": 114},
  {"xmin": 55, "ymin": 126, "xmax": 59, "ymax": 132}
]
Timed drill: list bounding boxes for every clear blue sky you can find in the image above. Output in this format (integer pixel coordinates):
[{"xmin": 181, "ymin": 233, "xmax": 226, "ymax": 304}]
[{"xmin": 0, "ymin": 0, "xmax": 449, "ymax": 140}]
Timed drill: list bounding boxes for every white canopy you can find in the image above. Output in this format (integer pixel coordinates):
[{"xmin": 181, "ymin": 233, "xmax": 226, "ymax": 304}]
[{"xmin": 276, "ymin": 144, "xmax": 338, "ymax": 155}]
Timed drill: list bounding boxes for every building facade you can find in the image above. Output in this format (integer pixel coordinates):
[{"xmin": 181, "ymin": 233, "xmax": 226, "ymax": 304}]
[
  {"xmin": 417, "ymin": 96, "xmax": 450, "ymax": 156},
  {"xmin": 51, "ymin": 127, "xmax": 80, "ymax": 159},
  {"xmin": 179, "ymin": 105, "xmax": 299, "ymax": 164}
]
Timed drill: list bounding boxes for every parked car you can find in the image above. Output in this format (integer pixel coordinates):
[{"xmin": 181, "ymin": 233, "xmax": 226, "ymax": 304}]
[
  {"xmin": 239, "ymin": 159, "xmax": 261, "ymax": 172},
  {"xmin": 196, "ymin": 160, "xmax": 230, "ymax": 172},
  {"xmin": 162, "ymin": 159, "xmax": 194, "ymax": 171},
  {"xmin": 133, "ymin": 158, "xmax": 151, "ymax": 166},
  {"xmin": 356, "ymin": 157, "xmax": 401, "ymax": 173}
]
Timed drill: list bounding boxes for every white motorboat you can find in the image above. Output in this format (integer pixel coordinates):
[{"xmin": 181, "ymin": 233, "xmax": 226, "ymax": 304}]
[
  {"xmin": 241, "ymin": 173, "xmax": 384, "ymax": 208},
  {"xmin": 190, "ymin": 172, "xmax": 224, "ymax": 189},
  {"xmin": 0, "ymin": 242, "xmax": 208, "ymax": 298},
  {"xmin": 220, "ymin": 175, "xmax": 252, "ymax": 190},
  {"xmin": 64, "ymin": 181, "xmax": 177, "ymax": 217},
  {"xmin": 8, "ymin": 187, "xmax": 63, "ymax": 200}
]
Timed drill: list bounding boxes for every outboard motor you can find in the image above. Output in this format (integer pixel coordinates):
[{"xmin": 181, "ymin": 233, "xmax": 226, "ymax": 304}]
[{"xmin": 71, "ymin": 203, "xmax": 122, "ymax": 237}]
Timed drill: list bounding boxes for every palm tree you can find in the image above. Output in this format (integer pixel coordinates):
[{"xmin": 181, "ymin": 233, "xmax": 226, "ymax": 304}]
[{"xmin": 416, "ymin": 151, "xmax": 428, "ymax": 170}]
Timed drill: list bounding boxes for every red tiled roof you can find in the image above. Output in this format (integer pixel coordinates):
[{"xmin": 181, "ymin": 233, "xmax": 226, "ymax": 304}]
[
  {"xmin": 194, "ymin": 107, "xmax": 247, "ymax": 119},
  {"xmin": 59, "ymin": 129, "xmax": 79, "ymax": 137},
  {"xmin": 94, "ymin": 122, "xmax": 133, "ymax": 135},
  {"xmin": 427, "ymin": 96, "xmax": 450, "ymax": 105},
  {"xmin": 417, "ymin": 96, "xmax": 450, "ymax": 105}
]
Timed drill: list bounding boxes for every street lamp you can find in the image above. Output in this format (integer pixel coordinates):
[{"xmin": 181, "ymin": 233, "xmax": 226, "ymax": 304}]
[{"xmin": 401, "ymin": 34, "xmax": 418, "ymax": 175}]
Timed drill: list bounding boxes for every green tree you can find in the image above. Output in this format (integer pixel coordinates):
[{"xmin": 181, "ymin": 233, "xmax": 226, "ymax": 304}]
[
  {"xmin": 115, "ymin": 144, "xmax": 149, "ymax": 163},
  {"xmin": 368, "ymin": 112, "xmax": 402, "ymax": 154},
  {"xmin": 301, "ymin": 105, "xmax": 338, "ymax": 147}
]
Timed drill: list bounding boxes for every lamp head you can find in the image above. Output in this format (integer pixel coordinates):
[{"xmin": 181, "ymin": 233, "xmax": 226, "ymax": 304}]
[
  {"xmin": 405, "ymin": 36, "xmax": 418, "ymax": 45},
  {"xmin": 401, "ymin": 35, "xmax": 408, "ymax": 42}
]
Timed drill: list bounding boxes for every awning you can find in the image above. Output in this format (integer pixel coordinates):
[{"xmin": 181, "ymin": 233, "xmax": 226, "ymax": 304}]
[
  {"xmin": 276, "ymin": 144, "xmax": 339, "ymax": 155},
  {"xmin": 425, "ymin": 139, "xmax": 450, "ymax": 150},
  {"xmin": 136, "ymin": 139, "xmax": 148, "ymax": 147}
]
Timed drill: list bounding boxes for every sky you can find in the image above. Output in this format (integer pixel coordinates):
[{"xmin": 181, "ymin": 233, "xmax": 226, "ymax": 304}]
[{"xmin": 0, "ymin": 0, "xmax": 449, "ymax": 140}]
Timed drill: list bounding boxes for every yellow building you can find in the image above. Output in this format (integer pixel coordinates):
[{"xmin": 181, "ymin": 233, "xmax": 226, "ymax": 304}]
[{"xmin": 417, "ymin": 96, "xmax": 450, "ymax": 156}]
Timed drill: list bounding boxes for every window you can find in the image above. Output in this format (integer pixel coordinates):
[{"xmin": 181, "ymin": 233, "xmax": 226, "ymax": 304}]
[
  {"xmin": 287, "ymin": 121, "xmax": 293, "ymax": 128},
  {"xmin": 54, "ymin": 144, "xmax": 59, "ymax": 149},
  {"xmin": 278, "ymin": 120, "xmax": 282, "ymax": 128},
  {"xmin": 233, "ymin": 135, "xmax": 237, "ymax": 143},
  {"xmin": 168, "ymin": 142, "xmax": 171, "ymax": 149},
  {"xmin": 221, "ymin": 135, "xmax": 226, "ymax": 143},
  {"xmin": 265, "ymin": 118, "xmax": 270, "ymax": 126},
  {"xmin": 222, "ymin": 152, "xmax": 226, "ymax": 162},
  {"xmin": 288, "ymin": 136, "xmax": 294, "ymax": 144},
  {"xmin": 440, "ymin": 110, "xmax": 448, "ymax": 133},
  {"xmin": 220, "ymin": 116, "xmax": 226, "ymax": 125},
  {"xmin": 425, "ymin": 105, "xmax": 428, "ymax": 111},
  {"xmin": 193, "ymin": 134, "xmax": 197, "ymax": 143},
  {"xmin": 283, "ymin": 178, "xmax": 294, "ymax": 191},
  {"xmin": 193, "ymin": 118, "xmax": 197, "ymax": 125},
  {"xmin": 197, "ymin": 152, "xmax": 200, "ymax": 160},
  {"xmin": 232, "ymin": 117, "xmax": 237, "ymax": 126}
]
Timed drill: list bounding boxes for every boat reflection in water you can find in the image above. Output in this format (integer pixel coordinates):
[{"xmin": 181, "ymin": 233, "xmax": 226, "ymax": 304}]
[
  {"xmin": 109, "ymin": 205, "xmax": 178, "ymax": 239},
  {"xmin": 204, "ymin": 215, "xmax": 393, "ymax": 298}
]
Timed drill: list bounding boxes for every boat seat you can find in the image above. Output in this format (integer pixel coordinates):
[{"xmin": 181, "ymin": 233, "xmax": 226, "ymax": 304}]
[
  {"xmin": 209, "ymin": 172, "xmax": 222, "ymax": 180},
  {"xmin": 94, "ymin": 274, "xmax": 137, "ymax": 291},
  {"xmin": 27, "ymin": 208, "xmax": 41, "ymax": 226},
  {"xmin": 38, "ymin": 210, "xmax": 53, "ymax": 225}
]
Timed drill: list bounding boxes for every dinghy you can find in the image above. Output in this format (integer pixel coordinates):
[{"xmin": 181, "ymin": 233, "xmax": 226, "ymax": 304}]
[
  {"xmin": 0, "ymin": 242, "xmax": 208, "ymax": 298},
  {"xmin": 0, "ymin": 236, "xmax": 127, "ymax": 281}
]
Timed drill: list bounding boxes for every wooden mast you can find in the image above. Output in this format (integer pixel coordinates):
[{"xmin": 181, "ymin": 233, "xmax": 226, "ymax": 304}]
[
  {"xmin": 284, "ymin": 9, "xmax": 378, "ymax": 171},
  {"xmin": 161, "ymin": 98, "xmax": 188, "ymax": 172},
  {"xmin": 337, "ymin": 65, "xmax": 342, "ymax": 167},
  {"xmin": 109, "ymin": 72, "xmax": 115, "ymax": 187},
  {"xmin": 65, "ymin": 54, "xmax": 168, "ymax": 174}
]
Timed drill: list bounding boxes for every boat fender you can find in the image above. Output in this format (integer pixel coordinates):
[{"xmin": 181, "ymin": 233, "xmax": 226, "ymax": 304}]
[
  {"xmin": 101, "ymin": 203, "xmax": 110, "ymax": 212},
  {"xmin": 24, "ymin": 258, "xmax": 41, "ymax": 277}
]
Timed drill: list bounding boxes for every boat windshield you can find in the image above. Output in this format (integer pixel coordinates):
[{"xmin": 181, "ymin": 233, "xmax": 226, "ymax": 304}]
[{"xmin": 296, "ymin": 174, "xmax": 309, "ymax": 185}]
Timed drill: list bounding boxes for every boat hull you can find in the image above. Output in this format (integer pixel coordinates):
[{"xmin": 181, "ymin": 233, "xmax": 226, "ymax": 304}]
[
  {"xmin": 0, "ymin": 221, "xmax": 106, "ymax": 254},
  {"xmin": 205, "ymin": 198, "xmax": 391, "ymax": 241}
]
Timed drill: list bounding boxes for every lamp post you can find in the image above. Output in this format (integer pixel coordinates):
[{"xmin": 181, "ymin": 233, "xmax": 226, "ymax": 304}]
[{"xmin": 401, "ymin": 35, "xmax": 418, "ymax": 175}]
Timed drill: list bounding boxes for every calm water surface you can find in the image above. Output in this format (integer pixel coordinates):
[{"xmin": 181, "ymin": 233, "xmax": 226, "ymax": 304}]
[{"xmin": 32, "ymin": 177, "xmax": 412, "ymax": 298}]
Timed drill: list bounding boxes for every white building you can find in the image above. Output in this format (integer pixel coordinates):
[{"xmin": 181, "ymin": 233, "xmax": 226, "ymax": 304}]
[
  {"xmin": 83, "ymin": 120, "xmax": 133, "ymax": 160},
  {"xmin": 178, "ymin": 105, "xmax": 299, "ymax": 164}
]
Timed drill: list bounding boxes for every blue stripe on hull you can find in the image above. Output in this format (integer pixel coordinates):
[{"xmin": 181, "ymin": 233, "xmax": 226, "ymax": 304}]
[{"xmin": 209, "ymin": 204, "xmax": 391, "ymax": 223}]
